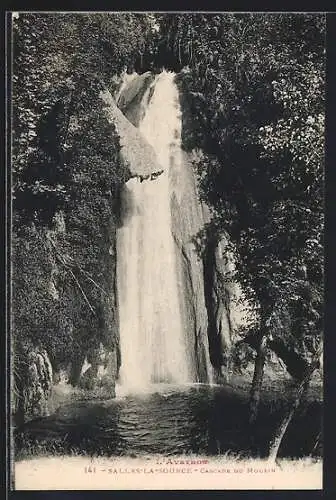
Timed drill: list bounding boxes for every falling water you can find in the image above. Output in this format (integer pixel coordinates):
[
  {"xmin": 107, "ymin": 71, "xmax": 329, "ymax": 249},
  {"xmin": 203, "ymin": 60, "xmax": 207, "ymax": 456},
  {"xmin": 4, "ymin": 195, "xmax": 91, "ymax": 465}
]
[{"xmin": 117, "ymin": 71, "xmax": 193, "ymax": 391}]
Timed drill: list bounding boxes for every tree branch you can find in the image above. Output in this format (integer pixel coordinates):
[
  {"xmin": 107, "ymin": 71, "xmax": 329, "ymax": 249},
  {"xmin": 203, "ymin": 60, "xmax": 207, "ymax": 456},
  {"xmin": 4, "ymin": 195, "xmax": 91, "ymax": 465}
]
[
  {"xmin": 75, "ymin": 267, "xmax": 107, "ymax": 295},
  {"xmin": 268, "ymin": 342, "xmax": 322, "ymax": 461},
  {"xmin": 68, "ymin": 268, "xmax": 95, "ymax": 314},
  {"xmin": 46, "ymin": 234, "xmax": 107, "ymax": 295}
]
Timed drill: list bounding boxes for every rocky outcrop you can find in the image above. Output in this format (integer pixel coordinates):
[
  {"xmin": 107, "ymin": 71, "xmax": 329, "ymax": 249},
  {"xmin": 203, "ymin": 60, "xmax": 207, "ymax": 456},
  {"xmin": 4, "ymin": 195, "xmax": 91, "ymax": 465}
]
[
  {"xmin": 78, "ymin": 342, "xmax": 119, "ymax": 396},
  {"xmin": 203, "ymin": 235, "xmax": 225, "ymax": 375},
  {"xmin": 169, "ymin": 150, "xmax": 214, "ymax": 382},
  {"xmin": 117, "ymin": 71, "xmax": 156, "ymax": 127},
  {"xmin": 100, "ymin": 88, "xmax": 159, "ymax": 178},
  {"xmin": 203, "ymin": 235, "xmax": 244, "ymax": 379},
  {"xmin": 169, "ymin": 146, "xmax": 244, "ymax": 382},
  {"xmin": 13, "ymin": 348, "xmax": 53, "ymax": 426}
]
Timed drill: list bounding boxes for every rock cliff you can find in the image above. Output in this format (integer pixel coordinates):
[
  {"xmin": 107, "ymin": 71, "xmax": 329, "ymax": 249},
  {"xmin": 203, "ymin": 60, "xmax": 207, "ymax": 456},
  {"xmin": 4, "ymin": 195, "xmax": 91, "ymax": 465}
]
[
  {"xmin": 169, "ymin": 149, "xmax": 213, "ymax": 382},
  {"xmin": 116, "ymin": 71, "xmax": 156, "ymax": 127},
  {"xmin": 13, "ymin": 347, "xmax": 53, "ymax": 426},
  {"xmin": 100, "ymin": 89, "xmax": 159, "ymax": 178}
]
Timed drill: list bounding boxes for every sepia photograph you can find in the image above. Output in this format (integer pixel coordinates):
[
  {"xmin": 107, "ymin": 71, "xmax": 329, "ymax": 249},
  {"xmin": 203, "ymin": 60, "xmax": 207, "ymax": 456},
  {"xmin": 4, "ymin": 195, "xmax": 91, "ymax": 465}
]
[{"xmin": 9, "ymin": 10, "xmax": 324, "ymax": 490}]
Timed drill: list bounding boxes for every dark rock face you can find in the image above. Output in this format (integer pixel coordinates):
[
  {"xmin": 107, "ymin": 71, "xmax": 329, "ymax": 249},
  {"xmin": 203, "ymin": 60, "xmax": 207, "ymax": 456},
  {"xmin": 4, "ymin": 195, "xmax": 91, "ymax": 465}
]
[
  {"xmin": 169, "ymin": 151, "xmax": 214, "ymax": 382},
  {"xmin": 13, "ymin": 348, "xmax": 53, "ymax": 425},
  {"xmin": 78, "ymin": 343, "xmax": 119, "ymax": 397},
  {"xmin": 63, "ymin": 340, "xmax": 119, "ymax": 396},
  {"xmin": 169, "ymin": 149, "xmax": 241, "ymax": 383},
  {"xmin": 203, "ymin": 236, "xmax": 224, "ymax": 374},
  {"xmin": 203, "ymin": 236, "xmax": 237, "ymax": 380}
]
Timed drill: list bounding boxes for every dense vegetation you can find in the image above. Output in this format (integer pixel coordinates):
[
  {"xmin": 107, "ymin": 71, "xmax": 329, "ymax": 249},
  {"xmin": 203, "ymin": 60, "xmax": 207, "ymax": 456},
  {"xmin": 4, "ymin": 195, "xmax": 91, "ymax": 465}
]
[
  {"xmin": 12, "ymin": 13, "xmax": 324, "ymax": 457},
  {"xmin": 12, "ymin": 13, "xmax": 157, "ymax": 401},
  {"xmin": 156, "ymin": 13, "xmax": 324, "ymax": 454}
]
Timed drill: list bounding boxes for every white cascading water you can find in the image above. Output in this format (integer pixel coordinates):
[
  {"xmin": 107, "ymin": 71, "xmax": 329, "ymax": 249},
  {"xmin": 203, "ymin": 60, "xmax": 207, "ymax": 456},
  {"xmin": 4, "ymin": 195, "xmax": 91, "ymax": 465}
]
[{"xmin": 117, "ymin": 71, "xmax": 193, "ymax": 392}]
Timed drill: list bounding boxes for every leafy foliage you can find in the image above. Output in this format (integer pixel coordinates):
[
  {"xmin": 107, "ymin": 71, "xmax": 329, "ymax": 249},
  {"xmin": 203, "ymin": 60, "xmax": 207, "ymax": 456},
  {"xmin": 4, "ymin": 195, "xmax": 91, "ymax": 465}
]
[
  {"xmin": 11, "ymin": 13, "xmax": 156, "ymax": 386},
  {"xmin": 166, "ymin": 14, "xmax": 325, "ymax": 368}
]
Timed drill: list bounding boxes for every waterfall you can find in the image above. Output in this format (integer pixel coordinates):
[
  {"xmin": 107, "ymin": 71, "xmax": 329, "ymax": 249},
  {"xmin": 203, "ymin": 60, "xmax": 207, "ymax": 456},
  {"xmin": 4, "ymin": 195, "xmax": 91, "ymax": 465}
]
[{"xmin": 116, "ymin": 71, "xmax": 194, "ymax": 391}]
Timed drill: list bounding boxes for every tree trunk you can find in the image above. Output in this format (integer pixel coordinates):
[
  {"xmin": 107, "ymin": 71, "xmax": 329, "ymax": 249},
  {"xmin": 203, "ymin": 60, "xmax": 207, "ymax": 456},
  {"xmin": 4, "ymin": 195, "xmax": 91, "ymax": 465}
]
[
  {"xmin": 249, "ymin": 333, "xmax": 268, "ymax": 424},
  {"xmin": 268, "ymin": 350, "xmax": 321, "ymax": 461},
  {"xmin": 268, "ymin": 394, "xmax": 301, "ymax": 462}
]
